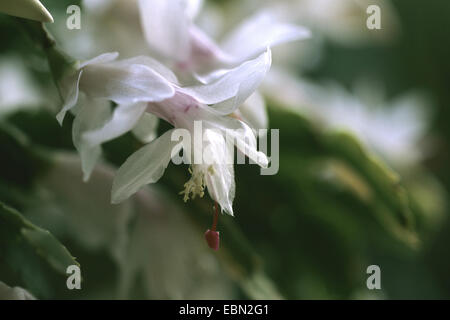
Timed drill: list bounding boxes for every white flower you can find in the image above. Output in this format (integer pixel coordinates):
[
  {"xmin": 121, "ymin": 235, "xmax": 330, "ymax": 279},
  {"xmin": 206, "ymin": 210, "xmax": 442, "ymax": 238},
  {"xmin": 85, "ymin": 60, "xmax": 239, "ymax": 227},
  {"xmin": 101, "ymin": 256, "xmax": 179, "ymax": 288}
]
[
  {"xmin": 262, "ymin": 68, "xmax": 430, "ymax": 167},
  {"xmin": 55, "ymin": 52, "xmax": 176, "ymax": 180},
  {"xmin": 57, "ymin": 49, "xmax": 271, "ymax": 213},
  {"xmin": 110, "ymin": 96, "xmax": 268, "ymax": 215},
  {"xmin": 106, "ymin": 51, "xmax": 272, "ymax": 214},
  {"xmin": 138, "ymin": 0, "xmax": 310, "ymax": 73},
  {"xmin": 137, "ymin": 0, "xmax": 308, "ymax": 132}
]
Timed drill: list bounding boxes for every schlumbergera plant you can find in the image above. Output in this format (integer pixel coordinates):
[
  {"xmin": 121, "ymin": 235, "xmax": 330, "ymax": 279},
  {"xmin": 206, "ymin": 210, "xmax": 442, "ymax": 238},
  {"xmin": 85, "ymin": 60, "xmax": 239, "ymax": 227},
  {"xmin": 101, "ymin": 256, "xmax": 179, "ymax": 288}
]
[{"xmin": 34, "ymin": 0, "xmax": 310, "ymax": 250}]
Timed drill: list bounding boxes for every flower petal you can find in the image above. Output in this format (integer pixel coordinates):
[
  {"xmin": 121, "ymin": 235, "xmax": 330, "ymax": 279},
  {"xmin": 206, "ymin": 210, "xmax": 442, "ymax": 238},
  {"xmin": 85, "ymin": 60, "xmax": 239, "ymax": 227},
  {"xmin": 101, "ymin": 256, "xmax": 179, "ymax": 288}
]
[
  {"xmin": 111, "ymin": 129, "xmax": 183, "ymax": 204},
  {"xmin": 221, "ymin": 11, "xmax": 310, "ymax": 63},
  {"xmin": 79, "ymin": 52, "xmax": 119, "ymax": 68},
  {"xmin": 72, "ymin": 97, "xmax": 112, "ymax": 181},
  {"xmin": 202, "ymin": 130, "xmax": 235, "ymax": 215},
  {"xmin": 113, "ymin": 56, "xmax": 179, "ymax": 85},
  {"xmin": 83, "ymin": 102, "xmax": 147, "ymax": 148},
  {"xmin": 180, "ymin": 49, "xmax": 271, "ymax": 114},
  {"xmin": 132, "ymin": 112, "xmax": 160, "ymax": 143},
  {"xmin": 138, "ymin": 0, "xmax": 191, "ymax": 62},
  {"xmin": 186, "ymin": 0, "xmax": 203, "ymax": 19},
  {"xmin": 80, "ymin": 61, "xmax": 175, "ymax": 104},
  {"xmin": 56, "ymin": 69, "xmax": 83, "ymax": 125},
  {"xmin": 237, "ymin": 91, "xmax": 268, "ymax": 129},
  {"xmin": 206, "ymin": 116, "xmax": 268, "ymax": 168}
]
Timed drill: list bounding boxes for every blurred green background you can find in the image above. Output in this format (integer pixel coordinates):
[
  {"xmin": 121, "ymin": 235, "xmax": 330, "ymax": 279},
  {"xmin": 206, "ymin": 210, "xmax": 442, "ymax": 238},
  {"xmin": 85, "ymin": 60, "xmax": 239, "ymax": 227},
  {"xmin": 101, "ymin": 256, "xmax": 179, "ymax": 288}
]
[{"xmin": 0, "ymin": 0, "xmax": 449, "ymax": 299}]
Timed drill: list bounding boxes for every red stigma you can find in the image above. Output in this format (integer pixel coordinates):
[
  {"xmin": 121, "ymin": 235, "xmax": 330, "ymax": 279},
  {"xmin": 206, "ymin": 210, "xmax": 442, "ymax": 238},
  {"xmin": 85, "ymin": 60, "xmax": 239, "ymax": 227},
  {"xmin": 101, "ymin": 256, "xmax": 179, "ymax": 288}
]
[{"xmin": 205, "ymin": 202, "xmax": 220, "ymax": 250}]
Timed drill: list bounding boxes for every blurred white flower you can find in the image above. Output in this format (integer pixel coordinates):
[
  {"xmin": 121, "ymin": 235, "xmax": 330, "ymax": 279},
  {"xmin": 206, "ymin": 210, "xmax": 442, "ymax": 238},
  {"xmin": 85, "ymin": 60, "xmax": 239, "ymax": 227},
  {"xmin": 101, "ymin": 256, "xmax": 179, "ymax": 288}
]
[
  {"xmin": 138, "ymin": 0, "xmax": 309, "ymax": 74},
  {"xmin": 230, "ymin": 0, "xmax": 398, "ymax": 45},
  {"xmin": 0, "ymin": 281, "xmax": 35, "ymax": 300},
  {"xmin": 0, "ymin": 57, "xmax": 42, "ymax": 115},
  {"xmin": 263, "ymin": 68, "xmax": 430, "ymax": 167},
  {"xmin": 294, "ymin": 0, "xmax": 399, "ymax": 44}
]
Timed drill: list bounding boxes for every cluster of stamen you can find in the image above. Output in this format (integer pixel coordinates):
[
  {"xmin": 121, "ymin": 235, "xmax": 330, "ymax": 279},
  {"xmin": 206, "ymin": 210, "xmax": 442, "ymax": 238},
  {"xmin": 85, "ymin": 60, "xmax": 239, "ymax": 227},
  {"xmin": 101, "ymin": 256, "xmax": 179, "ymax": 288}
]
[{"xmin": 179, "ymin": 166, "xmax": 205, "ymax": 202}]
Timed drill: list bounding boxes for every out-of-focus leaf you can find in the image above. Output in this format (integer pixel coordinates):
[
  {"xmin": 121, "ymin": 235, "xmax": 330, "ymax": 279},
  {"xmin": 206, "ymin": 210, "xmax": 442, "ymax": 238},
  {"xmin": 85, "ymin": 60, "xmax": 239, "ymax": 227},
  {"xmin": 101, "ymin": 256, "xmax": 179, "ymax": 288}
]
[
  {"xmin": 0, "ymin": 201, "xmax": 78, "ymax": 298},
  {"xmin": 0, "ymin": 281, "xmax": 36, "ymax": 300},
  {"xmin": 0, "ymin": 0, "xmax": 53, "ymax": 23},
  {"xmin": 268, "ymin": 104, "xmax": 419, "ymax": 247}
]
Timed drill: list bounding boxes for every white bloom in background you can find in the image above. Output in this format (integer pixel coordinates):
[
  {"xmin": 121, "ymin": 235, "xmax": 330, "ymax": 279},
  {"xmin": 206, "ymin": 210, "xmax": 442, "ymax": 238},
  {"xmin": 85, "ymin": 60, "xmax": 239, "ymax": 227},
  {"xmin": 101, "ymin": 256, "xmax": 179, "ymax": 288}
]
[
  {"xmin": 0, "ymin": 57, "xmax": 43, "ymax": 115},
  {"xmin": 0, "ymin": 282, "xmax": 36, "ymax": 300},
  {"xmin": 137, "ymin": 0, "xmax": 309, "ymax": 131},
  {"xmin": 234, "ymin": 0, "xmax": 398, "ymax": 45},
  {"xmin": 138, "ymin": 0, "xmax": 309, "ymax": 73},
  {"xmin": 295, "ymin": 0, "xmax": 399, "ymax": 44},
  {"xmin": 262, "ymin": 68, "xmax": 430, "ymax": 167}
]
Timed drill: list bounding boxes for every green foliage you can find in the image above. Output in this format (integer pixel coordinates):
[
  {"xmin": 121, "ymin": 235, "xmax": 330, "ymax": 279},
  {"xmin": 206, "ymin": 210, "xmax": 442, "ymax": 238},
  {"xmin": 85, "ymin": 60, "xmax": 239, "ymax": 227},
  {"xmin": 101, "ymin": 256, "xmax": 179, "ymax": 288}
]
[{"xmin": 0, "ymin": 202, "xmax": 78, "ymax": 299}]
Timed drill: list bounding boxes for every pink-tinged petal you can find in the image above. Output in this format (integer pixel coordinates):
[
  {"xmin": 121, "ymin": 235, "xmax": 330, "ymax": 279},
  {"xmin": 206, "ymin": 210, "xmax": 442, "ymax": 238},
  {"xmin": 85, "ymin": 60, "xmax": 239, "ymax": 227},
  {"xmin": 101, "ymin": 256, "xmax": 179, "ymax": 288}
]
[
  {"xmin": 80, "ymin": 62, "xmax": 175, "ymax": 104},
  {"xmin": 179, "ymin": 49, "xmax": 271, "ymax": 115}
]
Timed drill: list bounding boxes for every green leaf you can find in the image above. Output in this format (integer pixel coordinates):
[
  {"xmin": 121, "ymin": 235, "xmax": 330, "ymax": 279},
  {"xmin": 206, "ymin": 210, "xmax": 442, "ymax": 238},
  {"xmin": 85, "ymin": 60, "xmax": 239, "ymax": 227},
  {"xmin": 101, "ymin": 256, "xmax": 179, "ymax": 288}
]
[
  {"xmin": 268, "ymin": 105, "xmax": 419, "ymax": 247},
  {"xmin": 0, "ymin": 0, "xmax": 53, "ymax": 23},
  {"xmin": 0, "ymin": 201, "xmax": 79, "ymax": 298}
]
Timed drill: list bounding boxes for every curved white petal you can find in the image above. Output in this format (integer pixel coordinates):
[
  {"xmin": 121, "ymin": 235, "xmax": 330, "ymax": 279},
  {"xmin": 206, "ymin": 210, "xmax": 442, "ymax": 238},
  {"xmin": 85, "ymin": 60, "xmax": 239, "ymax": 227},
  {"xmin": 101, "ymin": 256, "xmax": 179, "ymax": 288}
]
[
  {"xmin": 83, "ymin": 102, "xmax": 147, "ymax": 147},
  {"xmin": 205, "ymin": 163, "xmax": 235, "ymax": 215},
  {"xmin": 194, "ymin": 68, "xmax": 228, "ymax": 84},
  {"xmin": 138, "ymin": 0, "xmax": 191, "ymax": 62},
  {"xmin": 221, "ymin": 11, "xmax": 310, "ymax": 63},
  {"xmin": 72, "ymin": 98, "xmax": 112, "ymax": 181},
  {"xmin": 80, "ymin": 62, "xmax": 175, "ymax": 104},
  {"xmin": 207, "ymin": 116, "xmax": 268, "ymax": 168},
  {"xmin": 114, "ymin": 56, "xmax": 179, "ymax": 85},
  {"xmin": 231, "ymin": 120, "xmax": 268, "ymax": 168},
  {"xmin": 186, "ymin": 0, "xmax": 203, "ymax": 19},
  {"xmin": 56, "ymin": 69, "xmax": 83, "ymax": 125},
  {"xmin": 56, "ymin": 52, "xmax": 119, "ymax": 125},
  {"xmin": 132, "ymin": 112, "xmax": 160, "ymax": 143},
  {"xmin": 180, "ymin": 49, "xmax": 271, "ymax": 114},
  {"xmin": 202, "ymin": 129, "xmax": 235, "ymax": 215},
  {"xmin": 237, "ymin": 91, "xmax": 268, "ymax": 129},
  {"xmin": 111, "ymin": 129, "xmax": 183, "ymax": 204},
  {"xmin": 79, "ymin": 52, "xmax": 119, "ymax": 68}
]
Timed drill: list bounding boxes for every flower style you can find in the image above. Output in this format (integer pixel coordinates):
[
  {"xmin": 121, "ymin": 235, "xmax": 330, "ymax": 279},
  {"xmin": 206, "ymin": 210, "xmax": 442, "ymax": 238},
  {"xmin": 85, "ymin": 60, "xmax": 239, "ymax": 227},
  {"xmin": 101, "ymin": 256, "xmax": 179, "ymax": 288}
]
[{"xmin": 57, "ymin": 49, "xmax": 271, "ymax": 215}]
